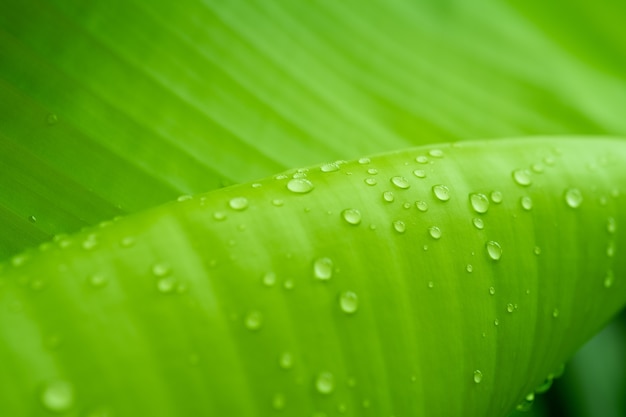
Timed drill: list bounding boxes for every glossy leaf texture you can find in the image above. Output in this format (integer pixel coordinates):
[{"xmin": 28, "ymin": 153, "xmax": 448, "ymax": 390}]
[
  {"xmin": 3, "ymin": 0, "xmax": 626, "ymax": 259},
  {"xmin": 1, "ymin": 138, "xmax": 624, "ymax": 416}
]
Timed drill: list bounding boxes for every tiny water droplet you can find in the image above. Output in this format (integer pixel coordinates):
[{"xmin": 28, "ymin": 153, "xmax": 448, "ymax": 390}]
[
  {"xmin": 244, "ymin": 310, "xmax": 263, "ymax": 330},
  {"xmin": 512, "ymin": 169, "xmax": 532, "ymax": 186},
  {"xmin": 157, "ymin": 277, "xmax": 176, "ymax": 293},
  {"xmin": 152, "ymin": 263, "xmax": 171, "ymax": 277},
  {"xmin": 393, "ymin": 220, "xmax": 406, "ymax": 234},
  {"xmin": 315, "ymin": 371, "xmax": 335, "ymax": 394},
  {"xmin": 429, "ymin": 149, "xmax": 444, "ymax": 158},
  {"xmin": 552, "ymin": 308, "xmax": 559, "ymax": 318},
  {"xmin": 413, "ymin": 169, "xmax": 426, "ymax": 178},
  {"xmin": 416, "ymin": 155, "xmax": 429, "ymax": 164},
  {"xmin": 532, "ymin": 163, "xmax": 544, "ymax": 173},
  {"xmin": 283, "ymin": 279, "xmax": 294, "ymax": 290},
  {"xmin": 494, "ymin": 319, "xmax": 499, "ymax": 326},
  {"xmin": 28, "ymin": 215, "xmax": 37, "ymax": 223},
  {"xmin": 489, "ymin": 286, "xmax": 495, "ymax": 295},
  {"xmin": 391, "ymin": 176, "xmax": 410, "ymax": 189},
  {"xmin": 272, "ymin": 393, "xmax": 286, "ymax": 410},
  {"xmin": 341, "ymin": 209, "xmax": 362, "ymax": 225},
  {"xmin": 314, "ymin": 257, "xmax": 333, "ymax": 281},
  {"xmin": 271, "ymin": 199, "xmax": 284, "ymax": 207},
  {"xmin": 339, "ymin": 291, "xmax": 359, "ymax": 314},
  {"xmin": 428, "ymin": 226, "xmax": 442, "ymax": 240},
  {"xmin": 321, "ymin": 163, "xmax": 340, "ymax": 172},
  {"xmin": 490, "ymin": 191, "xmax": 503, "ymax": 203},
  {"xmin": 564, "ymin": 188, "xmax": 583, "ymax": 208},
  {"xmin": 358, "ymin": 157, "xmax": 371, "ymax": 165},
  {"xmin": 416, "ymin": 201, "xmax": 428, "ymax": 212},
  {"xmin": 607, "ymin": 241, "xmax": 616, "ymax": 257},
  {"xmin": 120, "ymin": 236, "xmax": 135, "ymax": 248},
  {"xmin": 486, "ymin": 241, "xmax": 502, "ymax": 261},
  {"xmin": 472, "ymin": 218, "xmax": 484, "ymax": 230},
  {"xmin": 544, "ymin": 156, "xmax": 555, "ymax": 166},
  {"xmin": 262, "ymin": 272, "xmax": 277, "ymax": 287},
  {"xmin": 82, "ymin": 235, "xmax": 98, "ymax": 250},
  {"xmin": 41, "ymin": 380, "xmax": 74, "ymax": 412},
  {"xmin": 46, "ymin": 113, "xmax": 58, "ymax": 125},
  {"xmin": 278, "ymin": 351, "xmax": 293, "ymax": 369},
  {"xmin": 473, "ymin": 370, "xmax": 483, "ymax": 384},
  {"xmin": 506, "ymin": 303, "xmax": 514, "ymax": 313},
  {"xmin": 287, "ymin": 178, "xmax": 314, "ymax": 194},
  {"xmin": 383, "ymin": 191, "xmax": 395, "ymax": 202},
  {"xmin": 432, "ymin": 185, "xmax": 450, "ymax": 201},
  {"xmin": 469, "ymin": 193, "xmax": 489, "ymax": 214},
  {"xmin": 229, "ymin": 197, "xmax": 249, "ymax": 211},
  {"xmin": 213, "ymin": 211, "xmax": 227, "ymax": 221},
  {"xmin": 402, "ymin": 202, "xmax": 411, "ymax": 209},
  {"xmin": 177, "ymin": 194, "xmax": 192, "ymax": 202},
  {"xmin": 367, "ymin": 168, "xmax": 378, "ymax": 175},
  {"xmin": 362, "ymin": 399, "xmax": 371, "ymax": 408},
  {"xmin": 520, "ymin": 196, "xmax": 533, "ymax": 211},
  {"xmin": 607, "ymin": 217, "xmax": 617, "ymax": 234},
  {"xmin": 604, "ymin": 270, "xmax": 614, "ymax": 288},
  {"xmin": 364, "ymin": 178, "xmax": 377, "ymax": 186},
  {"xmin": 427, "ymin": 281, "xmax": 434, "ymax": 288},
  {"xmin": 89, "ymin": 274, "xmax": 108, "ymax": 288},
  {"xmin": 466, "ymin": 264, "xmax": 473, "ymax": 273}
]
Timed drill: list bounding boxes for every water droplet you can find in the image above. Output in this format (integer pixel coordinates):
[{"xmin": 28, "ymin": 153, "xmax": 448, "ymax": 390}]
[
  {"xmin": 271, "ymin": 199, "xmax": 284, "ymax": 207},
  {"xmin": 472, "ymin": 218, "xmax": 484, "ymax": 230},
  {"xmin": 428, "ymin": 226, "xmax": 442, "ymax": 240},
  {"xmin": 512, "ymin": 169, "xmax": 532, "ymax": 186},
  {"xmin": 213, "ymin": 211, "xmax": 227, "ymax": 221},
  {"xmin": 321, "ymin": 163, "xmax": 340, "ymax": 172},
  {"xmin": 402, "ymin": 202, "xmax": 411, "ymax": 209},
  {"xmin": 362, "ymin": 399, "xmax": 371, "ymax": 408},
  {"xmin": 432, "ymin": 185, "xmax": 450, "ymax": 201},
  {"xmin": 283, "ymin": 279, "xmax": 294, "ymax": 290},
  {"xmin": 341, "ymin": 209, "xmax": 362, "ymax": 225},
  {"xmin": 393, "ymin": 220, "xmax": 406, "ymax": 234},
  {"xmin": 337, "ymin": 403, "xmax": 347, "ymax": 413},
  {"xmin": 229, "ymin": 197, "xmax": 249, "ymax": 211},
  {"xmin": 157, "ymin": 277, "xmax": 176, "ymax": 293},
  {"xmin": 177, "ymin": 194, "xmax": 192, "ymax": 202},
  {"xmin": 358, "ymin": 157, "xmax": 371, "ymax": 165},
  {"xmin": 244, "ymin": 310, "xmax": 263, "ymax": 330},
  {"xmin": 466, "ymin": 264, "xmax": 473, "ymax": 273},
  {"xmin": 314, "ymin": 257, "xmax": 333, "ymax": 281},
  {"xmin": 429, "ymin": 149, "xmax": 444, "ymax": 158},
  {"xmin": 469, "ymin": 193, "xmax": 489, "ymax": 214},
  {"xmin": 262, "ymin": 272, "xmax": 277, "ymax": 287},
  {"xmin": 28, "ymin": 215, "xmax": 37, "ymax": 223},
  {"xmin": 413, "ymin": 169, "xmax": 426, "ymax": 178},
  {"xmin": 607, "ymin": 217, "xmax": 617, "ymax": 234},
  {"xmin": 391, "ymin": 176, "xmax": 410, "ymax": 189},
  {"xmin": 383, "ymin": 191, "xmax": 395, "ymax": 202},
  {"xmin": 416, "ymin": 201, "xmax": 428, "ymax": 212},
  {"xmin": 278, "ymin": 351, "xmax": 293, "ymax": 369},
  {"xmin": 552, "ymin": 308, "xmax": 559, "ymax": 318},
  {"xmin": 506, "ymin": 303, "xmax": 514, "ymax": 313},
  {"xmin": 473, "ymin": 370, "xmax": 483, "ymax": 384},
  {"xmin": 494, "ymin": 319, "xmax": 499, "ymax": 326},
  {"xmin": 534, "ymin": 246, "xmax": 541, "ymax": 255},
  {"xmin": 489, "ymin": 286, "xmax": 495, "ymax": 295},
  {"xmin": 520, "ymin": 196, "xmax": 533, "ymax": 211},
  {"xmin": 486, "ymin": 241, "xmax": 502, "ymax": 261},
  {"xmin": 152, "ymin": 263, "xmax": 171, "ymax": 277},
  {"xmin": 607, "ymin": 241, "xmax": 616, "ymax": 257},
  {"xmin": 516, "ymin": 392, "xmax": 535, "ymax": 412},
  {"xmin": 339, "ymin": 291, "xmax": 359, "ymax": 314},
  {"xmin": 544, "ymin": 156, "xmax": 555, "ymax": 166},
  {"xmin": 565, "ymin": 188, "xmax": 583, "ymax": 208},
  {"xmin": 82, "ymin": 235, "xmax": 98, "ymax": 250},
  {"xmin": 292, "ymin": 171, "xmax": 307, "ymax": 179},
  {"xmin": 367, "ymin": 168, "xmax": 378, "ymax": 175},
  {"xmin": 364, "ymin": 178, "xmax": 377, "ymax": 186},
  {"xmin": 120, "ymin": 236, "xmax": 135, "ymax": 248},
  {"xmin": 532, "ymin": 163, "xmax": 544, "ymax": 173},
  {"xmin": 272, "ymin": 393, "xmax": 286, "ymax": 410},
  {"xmin": 41, "ymin": 380, "xmax": 74, "ymax": 412},
  {"xmin": 287, "ymin": 178, "xmax": 314, "ymax": 194},
  {"xmin": 490, "ymin": 191, "xmax": 503, "ymax": 204},
  {"xmin": 89, "ymin": 274, "xmax": 108, "ymax": 288},
  {"xmin": 604, "ymin": 270, "xmax": 614, "ymax": 288},
  {"xmin": 416, "ymin": 155, "xmax": 429, "ymax": 164},
  {"xmin": 315, "ymin": 371, "xmax": 335, "ymax": 394}
]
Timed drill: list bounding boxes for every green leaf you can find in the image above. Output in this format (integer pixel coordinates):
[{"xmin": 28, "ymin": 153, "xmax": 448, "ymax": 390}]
[{"xmin": 1, "ymin": 138, "xmax": 624, "ymax": 416}]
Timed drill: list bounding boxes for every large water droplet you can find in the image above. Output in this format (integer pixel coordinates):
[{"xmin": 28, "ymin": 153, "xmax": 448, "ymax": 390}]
[
  {"xmin": 486, "ymin": 241, "xmax": 502, "ymax": 261},
  {"xmin": 564, "ymin": 188, "xmax": 583, "ymax": 208},
  {"xmin": 383, "ymin": 191, "xmax": 395, "ymax": 202},
  {"xmin": 287, "ymin": 178, "xmax": 314, "ymax": 194},
  {"xmin": 490, "ymin": 191, "xmax": 503, "ymax": 204},
  {"xmin": 428, "ymin": 226, "xmax": 442, "ymax": 240},
  {"xmin": 473, "ymin": 370, "xmax": 483, "ymax": 384},
  {"xmin": 314, "ymin": 257, "xmax": 333, "ymax": 281},
  {"xmin": 244, "ymin": 310, "xmax": 263, "ymax": 330},
  {"xmin": 339, "ymin": 291, "xmax": 359, "ymax": 314},
  {"xmin": 315, "ymin": 371, "xmax": 335, "ymax": 394},
  {"xmin": 390, "ymin": 176, "xmax": 410, "ymax": 189},
  {"xmin": 393, "ymin": 220, "xmax": 406, "ymax": 234},
  {"xmin": 520, "ymin": 196, "xmax": 533, "ymax": 211},
  {"xmin": 41, "ymin": 380, "xmax": 74, "ymax": 412},
  {"xmin": 278, "ymin": 351, "xmax": 293, "ymax": 370},
  {"xmin": 432, "ymin": 185, "xmax": 450, "ymax": 201},
  {"xmin": 469, "ymin": 193, "xmax": 489, "ymax": 214},
  {"xmin": 341, "ymin": 209, "xmax": 362, "ymax": 225},
  {"xmin": 512, "ymin": 169, "xmax": 532, "ymax": 186},
  {"xmin": 416, "ymin": 201, "xmax": 428, "ymax": 212},
  {"xmin": 229, "ymin": 197, "xmax": 249, "ymax": 211}
]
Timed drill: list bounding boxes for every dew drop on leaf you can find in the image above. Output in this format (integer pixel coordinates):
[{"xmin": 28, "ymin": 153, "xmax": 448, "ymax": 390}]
[
  {"xmin": 604, "ymin": 270, "xmax": 614, "ymax": 288},
  {"xmin": 512, "ymin": 169, "xmax": 532, "ymax": 186},
  {"xmin": 315, "ymin": 372, "xmax": 335, "ymax": 394},
  {"xmin": 607, "ymin": 217, "xmax": 617, "ymax": 234},
  {"xmin": 489, "ymin": 286, "xmax": 495, "ymax": 295},
  {"xmin": 213, "ymin": 211, "xmax": 227, "ymax": 221},
  {"xmin": 313, "ymin": 257, "xmax": 333, "ymax": 281},
  {"xmin": 321, "ymin": 162, "xmax": 340, "ymax": 172},
  {"xmin": 272, "ymin": 393, "xmax": 286, "ymax": 410},
  {"xmin": 364, "ymin": 178, "xmax": 377, "ymax": 186},
  {"xmin": 341, "ymin": 209, "xmax": 362, "ymax": 225},
  {"xmin": 466, "ymin": 264, "xmax": 473, "ymax": 273},
  {"xmin": 432, "ymin": 184, "xmax": 450, "ymax": 201},
  {"xmin": 429, "ymin": 149, "xmax": 444, "ymax": 158},
  {"xmin": 428, "ymin": 226, "xmax": 442, "ymax": 239},
  {"xmin": 469, "ymin": 193, "xmax": 489, "ymax": 213},
  {"xmin": 416, "ymin": 201, "xmax": 428, "ymax": 212},
  {"xmin": 228, "ymin": 197, "xmax": 249, "ymax": 211},
  {"xmin": 358, "ymin": 157, "xmax": 371, "ymax": 165},
  {"xmin": 120, "ymin": 236, "xmax": 135, "ymax": 248},
  {"xmin": 41, "ymin": 380, "xmax": 74, "ymax": 412},
  {"xmin": 472, "ymin": 218, "xmax": 484, "ymax": 230},
  {"xmin": 278, "ymin": 351, "xmax": 293, "ymax": 370},
  {"xmin": 46, "ymin": 113, "xmax": 58, "ymax": 125},
  {"xmin": 564, "ymin": 188, "xmax": 583, "ymax": 208},
  {"xmin": 367, "ymin": 168, "xmax": 378, "ymax": 175},
  {"xmin": 506, "ymin": 303, "xmax": 514, "ymax": 313},
  {"xmin": 490, "ymin": 190, "xmax": 503, "ymax": 203},
  {"xmin": 520, "ymin": 196, "xmax": 533, "ymax": 211},
  {"xmin": 383, "ymin": 191, "xmax": 395, "ymax": 202},
  {"xmin": 413, "ymin": 169, "xmax": 426, "ymax": 178},
  {"xmin": 262, "ymin": 272, "xmax": 277, "ymax": 287},
  {"xmin": 244, "ymin": 310, "xmax": 263, "ymax": 330},
  {"xmin": 473, "ymin": 370, "xmax": 483, "ymax": 384},
  {"xmin": 553, "ymin": 308, "xmax": 560, "ymax": 318},
  {"xmin": 339, "ymin": 291, "xmax": 359, "ymax": 314},
  {"xmin": 287, "ymin": 178, "xmax": 314, "ymax": 194},
  {"xmin": 607, "ymin": 241, "xmax": 616, "ymax": 257},
  {"xmin": 486, "ymin": 241, "xmax": 502, "ymax": 261},
  {"xmin": 157, "ymin": 277, "xmax": 176, "ymax": 294},
  {"xmin": 271, "ymin": 199, "xmax": 284, "ymax": 207},
  {"xmin": 152, "ymin": 263, "xmax": 171, "ymax": 277},
  {"xmin": 89, "ymin": 274, "xmax": 108, "ymax": 288},
  {"xmin": 416, "ymin": 155, "xmax": 429, "ymax": 164},
  {"xmin": 390, "ymin": 176, "xmax": 410, "ymax": 189},
  {"xmin": 393, "ymin": 220, "xmax": 406, "ymax": 234}
]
